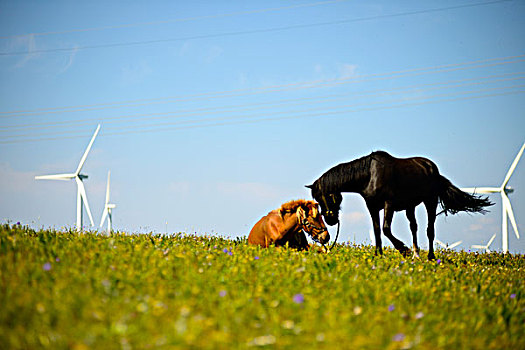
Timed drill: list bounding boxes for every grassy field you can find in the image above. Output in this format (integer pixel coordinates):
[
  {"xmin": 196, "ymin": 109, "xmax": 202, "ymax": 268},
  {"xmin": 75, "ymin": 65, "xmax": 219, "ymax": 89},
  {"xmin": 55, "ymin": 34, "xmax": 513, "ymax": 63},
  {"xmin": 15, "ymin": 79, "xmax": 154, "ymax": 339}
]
[{"xmin": 1, "ymin": 224, "xmax": 523, "ymax": 349}]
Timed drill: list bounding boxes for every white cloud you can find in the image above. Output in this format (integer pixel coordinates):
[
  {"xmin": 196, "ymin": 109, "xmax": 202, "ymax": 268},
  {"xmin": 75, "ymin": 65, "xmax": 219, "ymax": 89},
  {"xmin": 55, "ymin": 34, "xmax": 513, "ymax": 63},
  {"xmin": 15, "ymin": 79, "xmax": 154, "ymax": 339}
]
[
  {"xmin": 339, "ymin": 64, "xmax": 358, "ymax": 79},
  {"xmin": 58, "ymin": 46, "xmax": 79, "ymax": 74},
  {"xmin": 312, "ymin": 62, "xmax": 359, "ymax": 81},
  {"xmin": 468, "ymin": 223, "xmax": 484, "ymax": 232},
  {"xmin": 0, "ymin": 162, "xmax": 36, "ymax": 193},
  {"xmin": 237, "ymin": 72, "xmax": 249, "ymax": 88},
  {"xmin": 217, "ymin": 182, "xmax": 280, "ymax": 201},
  {"xmin": 12, "ymin": 34, "xmax": 40, "ymax": 68},
  {"xmin": 467, "ymin": 216, "xmax": 495, "ymax": 232},
  {"xmin": 205, "ymin": 45, "xmax": 223, "ymax": 64},
  {"xmin": 168, "ymin": 181, "xmax": 191, "ymax": 195},
  {"xmin": 120, "ymin": 60, "xmax": 153, "ymax": 86},
  {"xmin": 166, "ymin": 180, "xmax": 282, "ymax": 205},
  {"xmin": 0, "ymin": 162, "xmax": 74, "ymax": 226},
  {"xmin": 177, "ymin": 42, "xmax": 191, "ymax": 57},
  {"xmin": 341, "ymin": 211, "xmax": 367, "ymax": 225}
]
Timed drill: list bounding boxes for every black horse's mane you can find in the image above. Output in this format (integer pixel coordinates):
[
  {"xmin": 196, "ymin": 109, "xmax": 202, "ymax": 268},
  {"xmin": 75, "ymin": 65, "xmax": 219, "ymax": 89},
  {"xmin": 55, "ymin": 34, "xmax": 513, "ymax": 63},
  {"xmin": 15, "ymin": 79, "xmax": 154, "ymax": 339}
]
[{"xmin": 316, "ymin": 151, "xmax": 391, "ymax": 192}]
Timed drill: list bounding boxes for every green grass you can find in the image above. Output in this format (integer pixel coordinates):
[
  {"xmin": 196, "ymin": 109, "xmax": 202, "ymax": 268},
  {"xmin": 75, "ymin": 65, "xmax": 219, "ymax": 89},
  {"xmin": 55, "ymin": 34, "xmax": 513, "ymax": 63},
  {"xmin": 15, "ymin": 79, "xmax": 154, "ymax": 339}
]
[{"xmin": 1, "ymin": 224, "xmax": 523, "ymax": 349}]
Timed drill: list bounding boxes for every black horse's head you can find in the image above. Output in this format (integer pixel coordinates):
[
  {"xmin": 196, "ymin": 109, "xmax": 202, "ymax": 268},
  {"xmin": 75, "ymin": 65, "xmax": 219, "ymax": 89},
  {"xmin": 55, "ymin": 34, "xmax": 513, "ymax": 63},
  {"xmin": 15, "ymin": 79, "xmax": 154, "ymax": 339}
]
[{"xmin": 306, "ymin": 182, "xmax": 342, "ymax": 226}]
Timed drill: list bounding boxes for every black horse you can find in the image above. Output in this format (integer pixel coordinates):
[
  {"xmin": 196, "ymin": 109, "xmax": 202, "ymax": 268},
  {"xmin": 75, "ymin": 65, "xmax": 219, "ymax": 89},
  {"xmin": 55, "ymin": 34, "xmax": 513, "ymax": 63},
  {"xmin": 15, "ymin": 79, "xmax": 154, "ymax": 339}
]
[{"xmin": 307, "ymin": 151, "xmax": 492, "ymax": 260}]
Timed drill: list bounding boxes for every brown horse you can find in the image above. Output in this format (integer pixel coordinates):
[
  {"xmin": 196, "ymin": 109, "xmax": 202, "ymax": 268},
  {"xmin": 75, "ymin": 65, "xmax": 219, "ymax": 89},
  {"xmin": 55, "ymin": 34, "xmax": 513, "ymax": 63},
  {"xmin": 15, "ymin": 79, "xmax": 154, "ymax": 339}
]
[{"xmin": 248, "ymin": 199, "xmax": 329, "ymax": 250}]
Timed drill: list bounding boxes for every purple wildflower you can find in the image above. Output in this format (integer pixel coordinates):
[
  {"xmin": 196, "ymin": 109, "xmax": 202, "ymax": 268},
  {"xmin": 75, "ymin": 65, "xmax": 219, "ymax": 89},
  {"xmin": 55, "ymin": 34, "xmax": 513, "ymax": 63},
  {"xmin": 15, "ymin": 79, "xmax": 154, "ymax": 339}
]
[
  {"xmin": 392, "ymin": 333, "xmax": 405, "ymax": 342},
  {"xmin": 415, "ymin": 311, "xmax": 424, "ymax": 319},
  {"xmin": 388, "ymin": 304, "xmax": 395, "ymax": 312},
  {"xmin": 223, "ymin": 248, "xmax": 229, "ymax": 253},
  {"xmin": 228, "ymin": 251, "xmax": 233, "ymax": 256},
  {"xmin": 436, "ymin": 259, "xmax": 442, "ymax": 265},
  {"xmin": 293, "ymin": 293, "xmax": 304, "ymax": 304},
  {"xmin": 43, "ymin": 262, "xmax": 52, "ymax": 271},
  {"xmin": 510, "ymin": 294, "xmax": 516, "ymax": 299},
  {"xmin": 254, "ymin": 256, "xmax": 260, "ymax": 260},
  {"xmin": 55, "ymin": 257, "xmax": 60, "ymax": 262},
  {"xmin": 219, "ymin": 290, "xmax": 227, "ymax": 297}
]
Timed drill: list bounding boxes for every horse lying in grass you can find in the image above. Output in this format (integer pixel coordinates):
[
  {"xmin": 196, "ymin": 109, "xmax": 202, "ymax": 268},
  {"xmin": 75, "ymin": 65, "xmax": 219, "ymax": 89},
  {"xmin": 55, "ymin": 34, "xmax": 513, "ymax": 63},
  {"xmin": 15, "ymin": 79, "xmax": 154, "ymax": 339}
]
[{"xmin": 248, "ymin": 199, "xmax": 329, "ymax": 250}]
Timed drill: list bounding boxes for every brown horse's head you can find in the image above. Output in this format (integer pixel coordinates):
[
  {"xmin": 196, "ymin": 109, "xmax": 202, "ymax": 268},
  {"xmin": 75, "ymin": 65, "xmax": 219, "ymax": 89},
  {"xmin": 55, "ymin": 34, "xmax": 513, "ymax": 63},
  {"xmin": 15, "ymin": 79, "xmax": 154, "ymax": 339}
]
[{"xmin": 288, "ymin": 200, "xmax": 330, "ymax": 245}]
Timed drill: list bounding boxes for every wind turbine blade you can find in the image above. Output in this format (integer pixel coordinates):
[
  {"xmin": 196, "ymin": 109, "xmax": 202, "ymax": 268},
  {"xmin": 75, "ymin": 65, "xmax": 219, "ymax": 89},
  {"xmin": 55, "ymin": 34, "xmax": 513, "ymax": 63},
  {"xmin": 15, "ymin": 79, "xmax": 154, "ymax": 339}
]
[
  {"xmin": 35, "ymin": 173, "xmax": 76, "ymax": 180},
  {"xmin": 100, "ymin": 208, "xmax": 108, "ymax": 227},
  {"xmin": 502, "ymin": 193, "xmax": 520, "ymax": 239},
  {"xmin": 471, "ymin": 245, "xmax": 485, "ymax": 249},
  {"xmin": 435, "ymin": 239, "xmax": 446, "ymax": 248},
  {"xmin": 502, "ymin": 141, "xmax": 525, "ymax": 188},
  {"xmin": 461, "ymin": 187, "xmax": 501, "ymax": 194},
  {"xmin": 487, "ymin": 233, "xmax": 497, "ymax": 247},
  {"xmin": 105, "ymin": 171, "xmax": 111, "ymax": 205},
  {"xmin": 75, "ymin": 124, "xmax": 100, "ymax": 175},
  {"xmin": 448, "ymin": 241, "xmax": 462, "ymax": 249},
  {"xmin": 76, "ymin": 177, "xmax": 95, "ymax": 226},
  {"xmin": 461, "ymin": 188, "xmax": 477, "ymax": 193}
]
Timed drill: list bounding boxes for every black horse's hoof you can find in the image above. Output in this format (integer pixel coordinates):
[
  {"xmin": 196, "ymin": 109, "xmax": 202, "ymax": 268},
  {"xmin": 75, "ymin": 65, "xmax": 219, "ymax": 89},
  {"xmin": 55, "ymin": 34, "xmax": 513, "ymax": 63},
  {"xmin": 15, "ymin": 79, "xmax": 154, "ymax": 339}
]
[
  {"xmin": 428, "ymin": 253, "xmax": 436, "ymax": 261},
  {"xmin": 399, "ymin": 246, "xmax": 411, "ymax": 257}
]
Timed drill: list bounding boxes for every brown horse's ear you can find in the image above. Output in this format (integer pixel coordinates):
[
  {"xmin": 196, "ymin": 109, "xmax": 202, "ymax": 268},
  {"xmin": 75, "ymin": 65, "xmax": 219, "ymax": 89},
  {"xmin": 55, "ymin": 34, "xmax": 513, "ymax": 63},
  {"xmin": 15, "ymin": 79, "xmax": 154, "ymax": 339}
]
[
  {"xmin": 296, "ymin": 207, "xmax": 306, "ymax": 221},
  {"xmin": 305, "ymin": 184, "xmax": 313, "ymax": 189},
  {"xmin": 311, "ymin": 204, "xmax": 318, "ymax": 218}
]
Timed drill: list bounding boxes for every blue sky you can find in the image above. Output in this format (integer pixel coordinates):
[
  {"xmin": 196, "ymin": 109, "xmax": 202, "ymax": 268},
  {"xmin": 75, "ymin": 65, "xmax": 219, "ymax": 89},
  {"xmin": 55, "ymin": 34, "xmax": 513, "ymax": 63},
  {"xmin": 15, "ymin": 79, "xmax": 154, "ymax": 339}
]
[{"xmin": 1, "ymin": 0, "xmax": 524, "ymax": 253}]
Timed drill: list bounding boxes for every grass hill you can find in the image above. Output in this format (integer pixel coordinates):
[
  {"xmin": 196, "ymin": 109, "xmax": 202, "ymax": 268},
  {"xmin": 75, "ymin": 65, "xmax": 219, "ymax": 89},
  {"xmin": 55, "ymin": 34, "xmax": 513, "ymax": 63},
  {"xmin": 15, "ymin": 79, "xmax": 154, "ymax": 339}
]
[{"xmin": 1, "ymin": 224, "xmax": 523, "ymax": 349}]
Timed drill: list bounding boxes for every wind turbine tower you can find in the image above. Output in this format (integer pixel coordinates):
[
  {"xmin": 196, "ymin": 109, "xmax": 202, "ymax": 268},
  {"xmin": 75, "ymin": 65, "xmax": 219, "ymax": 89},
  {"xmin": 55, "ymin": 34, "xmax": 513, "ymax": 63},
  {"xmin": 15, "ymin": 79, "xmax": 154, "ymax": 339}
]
[
  {"xmin": 35, "ymin": 125, "xmax": 101, "ymax": 230},
  {"xmin": 462, "ymin": 142, "xmax": 524, "ymax": 253},
  {"xmin": 100, "ymin": 170, "xmax": 116, "ymax": 234}
]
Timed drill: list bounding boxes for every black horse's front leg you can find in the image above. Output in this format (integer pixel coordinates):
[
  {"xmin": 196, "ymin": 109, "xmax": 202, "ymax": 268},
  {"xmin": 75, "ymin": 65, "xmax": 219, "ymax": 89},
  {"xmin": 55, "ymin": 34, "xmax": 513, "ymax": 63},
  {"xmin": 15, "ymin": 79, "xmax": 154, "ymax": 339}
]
[
  {"xmin": 367, "ymin": 205, "xmax": 383, "ymax": 256},
  {"xmin": 406, "ymin": 207, "xmax": 420, "ymax": 259}
]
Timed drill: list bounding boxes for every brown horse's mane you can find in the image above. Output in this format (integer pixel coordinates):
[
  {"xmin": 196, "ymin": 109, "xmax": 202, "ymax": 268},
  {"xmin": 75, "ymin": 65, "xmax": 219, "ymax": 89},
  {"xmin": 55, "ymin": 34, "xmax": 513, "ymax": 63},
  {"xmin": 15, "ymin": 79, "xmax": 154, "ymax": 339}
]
[{"xmin": 278, "ymin": 199, "xmax": 317, "ymax": 217}]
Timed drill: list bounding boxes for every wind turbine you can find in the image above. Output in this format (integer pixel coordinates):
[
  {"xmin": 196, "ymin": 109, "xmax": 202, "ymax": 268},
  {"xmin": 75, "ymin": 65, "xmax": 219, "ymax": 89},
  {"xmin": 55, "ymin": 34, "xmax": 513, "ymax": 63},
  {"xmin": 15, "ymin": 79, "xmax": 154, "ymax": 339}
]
[
  {"xmin": 100, "ymin": 170, "xmax": 116, "ymax": 234},
  {"xmin": 435, "ymin": 239, "xmax": 462, "ymax": 250},
  {"xmin": 462, "ymin": 142, "xmax": 524, "ymax": 253},
  {"xmin": 471, "ymin": 233, "xmax": 497, "ymax": 253},
  {"xmin": 35, "ymin": 125, "xmax": 100, "ymax": 230}
]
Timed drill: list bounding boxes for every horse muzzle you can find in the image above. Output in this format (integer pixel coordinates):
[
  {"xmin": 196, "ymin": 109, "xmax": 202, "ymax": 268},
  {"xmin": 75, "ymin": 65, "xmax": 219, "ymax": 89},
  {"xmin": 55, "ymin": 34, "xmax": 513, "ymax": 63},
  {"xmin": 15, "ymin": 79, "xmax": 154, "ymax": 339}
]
[
  {"xmin": 324, "ymin": 215, "xmax": 339, "ymax": 226},
  {"xmin": 322, "ymin": 210, "xmax": 339, "ymax": 226},
  {"xmin": 317, "ymin": 230, "xmax": 330, "ymax": 244}
]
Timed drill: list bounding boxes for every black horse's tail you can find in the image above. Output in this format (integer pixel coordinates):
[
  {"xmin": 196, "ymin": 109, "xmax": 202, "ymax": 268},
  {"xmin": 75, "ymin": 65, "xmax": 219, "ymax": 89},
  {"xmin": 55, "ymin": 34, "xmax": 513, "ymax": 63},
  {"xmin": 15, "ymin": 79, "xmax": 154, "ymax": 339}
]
[{"xmin": 437, "ymin": 175, "xmax": 493, "ymax": 215}]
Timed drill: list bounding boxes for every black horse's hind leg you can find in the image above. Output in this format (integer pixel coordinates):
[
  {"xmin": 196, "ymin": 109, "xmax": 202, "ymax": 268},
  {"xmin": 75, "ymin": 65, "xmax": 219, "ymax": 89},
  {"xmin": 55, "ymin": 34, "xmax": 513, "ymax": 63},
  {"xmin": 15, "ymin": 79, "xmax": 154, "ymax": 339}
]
[
  {"xmin": 424, "ymin": 198, "xmax": 438, "ymax": 260},
  {"xmin": 383, "ymin": 203, "xmax": 410, "ymax": 257},
  {"xmin": 367, "ymin": 205, "xmax": 383, "ymax": 255},
  {"xmin": 406, "ymin": 207, "xmax": 420, "ymax": 258}
]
